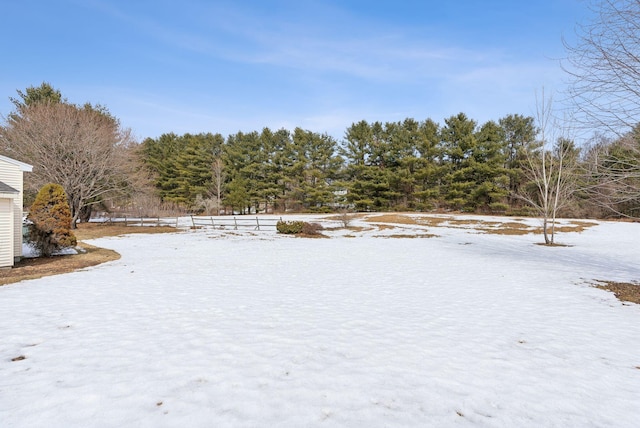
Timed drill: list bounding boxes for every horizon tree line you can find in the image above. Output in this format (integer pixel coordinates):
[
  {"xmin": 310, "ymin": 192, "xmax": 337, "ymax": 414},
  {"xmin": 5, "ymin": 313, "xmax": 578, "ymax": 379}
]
[
  {"xmin": 137, "ymin": 110, "xmax": 637, "ymax": 221},
  {"xmin": 2, "ymin": 81, "xmax": 639, "ymax": 224}
]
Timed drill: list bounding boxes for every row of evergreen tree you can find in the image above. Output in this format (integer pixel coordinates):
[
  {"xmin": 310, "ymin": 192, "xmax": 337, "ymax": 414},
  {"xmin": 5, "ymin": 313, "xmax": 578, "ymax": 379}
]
[
  {"xmin": 5, "ymin": 83, "xmax": 636, "ymax": 221},
  {"xmin": 140, "ymin": 113, "xmax": 552, "ymax": 216},
  {"xmin": 140, "ymin": 113, "xmax": 551, "ymax": 214}
]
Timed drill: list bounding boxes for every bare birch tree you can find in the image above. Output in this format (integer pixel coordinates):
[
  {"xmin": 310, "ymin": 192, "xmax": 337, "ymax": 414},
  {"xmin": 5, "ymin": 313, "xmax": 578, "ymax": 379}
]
[
  {"xmin": 211, "ymin": 156, "xmax": 225, "ymax": 214},
  {"xmin": 0, "ymin": 101, "xmax": 136, "ymax": 227},
  {"xmin": 517, "ymin": 93, "xmax": 578, "ymax": 244}
]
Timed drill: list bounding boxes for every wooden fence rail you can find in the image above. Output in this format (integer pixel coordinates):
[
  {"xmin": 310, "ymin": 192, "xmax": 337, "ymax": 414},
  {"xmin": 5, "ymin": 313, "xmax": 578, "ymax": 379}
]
[
  {"xmin": 97, "ymin": 215, "xmax": 179, "ymax": 227},
  {"xmin": 90, "ymin": 214, "xmax": 284, "ymax": 231},
  {"xmin": 189, "ymin": 216, "xmax": 282, "ymax": 231}
]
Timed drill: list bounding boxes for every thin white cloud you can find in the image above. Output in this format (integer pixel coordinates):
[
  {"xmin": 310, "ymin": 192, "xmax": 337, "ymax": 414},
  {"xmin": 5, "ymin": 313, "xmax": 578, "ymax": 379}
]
[
  {"xmin": 64, "ymin": 1, "xmax": 573, "ymax": 139},
  {"xmin": 85, "ymin": 0, "xmax": 508, "ymax": 85},
  {"xmin": 213, "ymin": 22, "xmax": 494, "ymax": 84}
]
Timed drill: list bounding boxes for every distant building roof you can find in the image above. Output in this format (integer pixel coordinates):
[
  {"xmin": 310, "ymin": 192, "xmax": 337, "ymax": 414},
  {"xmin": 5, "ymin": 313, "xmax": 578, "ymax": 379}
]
[
  {"xmin": 0, "ymin": 154, "xmax": 33, "ymax": 172},
  {"xmin": 0, "ymin": 180, "xmax": 19, "ymax": 196}
]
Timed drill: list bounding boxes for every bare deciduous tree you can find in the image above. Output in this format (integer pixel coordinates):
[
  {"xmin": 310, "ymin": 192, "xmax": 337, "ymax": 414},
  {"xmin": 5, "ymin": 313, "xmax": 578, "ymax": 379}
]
[
  {"xmin": 1, "ymin": 102, "xmax": 135, "ymax": 227},
  {"xmin": 517, "ymin": 93, "xmax": 578, "ymax": 244},
  {"xmin": 582, "ymin": 130, "xmax": 640, "ymax": 217},
  {"xmin": 336, "ymin": 208, "xmax": 355, "ymax": 228},
  {"xmin": 563, "ymin": 0, "xmax": 640, "ymax": 135},
  {"xmin": 211, "ymin": 157, "xmax": 225, "ymax": 214},
  {"xmin": 563, "ymin": 0, "xmax": 640, "ymax": 217}
]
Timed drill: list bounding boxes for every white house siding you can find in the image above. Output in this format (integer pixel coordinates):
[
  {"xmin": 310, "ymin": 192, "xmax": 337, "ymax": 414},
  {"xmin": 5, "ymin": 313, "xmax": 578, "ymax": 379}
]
[
  {"xmin": 0, "ymin": 155, "xmax": 32, "ymax": 262},
  {"xmin": 0, "ymin": 197, "xmax": 15, "ymax": 267}
]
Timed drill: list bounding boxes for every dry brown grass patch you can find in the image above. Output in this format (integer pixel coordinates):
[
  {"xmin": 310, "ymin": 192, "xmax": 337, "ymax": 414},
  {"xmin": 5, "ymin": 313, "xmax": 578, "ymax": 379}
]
[
  {"xmin": 534, "ymin": 242, "xmax": 573, "ymax": 247},
  {"xmin": 553, "ymin": 221, "xmax": 597, "ymax": 233},
  {"xmin": 594, "ymin": 280, "xmax": 640, "ymax": 304},
  {"xmin": 363, "ymin": 214, "xmax": 598, "ymax": 237},
  {"xmin": 376, "ymin": 224, "xmax": 397, "ymax": 231},
  {"xmin": 0, "ymin": 243, "xmax": 120, "ymax": 286},
  {"xmin": 292, "ymin": 233, "xmax": 329, "ymax": 239},
  {"xmin": 365, "ymin": 214, "xmax": 420, "ymax": 225},
  {"xmin": 447, "ymin": 218, "xmax": 487, "ymax": 226},
  {"xmin": 374, "ymin": 234, "xmax": 438, "ymax": 239},
  {"xmin": 326, "ymin": 212, "xmax": 366, "ymax": 221},
  {"xmin": 415, "ymin": 217, "xmax": 450, "ymax": 227},
  {"xmin": 366, "ymin": 213, "xmax": 454, "ymax": 230},
  {"xmin": 74, "ymin": 222, "xmax": 177, "ymax": 240},
  {"xmin": 1, "ymin": 222, "xmax": 178, "ymax": 286},
  {"xmin": 344, "ymin": 226, "xmax": 374, "ymax": 233},
  {"xmin": 478, "ymin": 227, "xmax": 533, "ymax": 235},
  {"xmin": 500, "ymin": 221, "xmax": 532, "ymax": 230}
]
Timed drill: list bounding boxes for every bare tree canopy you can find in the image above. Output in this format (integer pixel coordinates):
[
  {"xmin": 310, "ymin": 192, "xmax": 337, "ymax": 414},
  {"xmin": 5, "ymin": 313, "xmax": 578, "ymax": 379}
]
[
  {"xmin": 564, "ymin": 0, "xmax": 640, "ymax": 135},
  {"xmin": 0, "ymin": 101, "xmax": 136, "ymax": 227},
  {"xmin": 583, "ymin": 128, "xmax": 640, "ymax": 217},
  {"xmin": 516, "ymin": 92, "xmax": 579, "ymax": 244}
]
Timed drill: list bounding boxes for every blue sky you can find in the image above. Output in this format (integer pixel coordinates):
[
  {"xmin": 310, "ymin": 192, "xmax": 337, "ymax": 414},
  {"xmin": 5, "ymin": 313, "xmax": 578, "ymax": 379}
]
[{"xmin": 1, "ymin": 0, "xmax": 589, "ymax": 141}]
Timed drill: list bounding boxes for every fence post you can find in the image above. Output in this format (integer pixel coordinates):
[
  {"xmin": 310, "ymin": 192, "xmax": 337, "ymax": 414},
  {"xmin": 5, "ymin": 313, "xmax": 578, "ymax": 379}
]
[
  {"xmin": 210, "ymin": 216, "xmax": 215, "ymax": 227},
  {"xmin": 190, "ymin": 215, "xmax": 196, "ymax": 228},
  {"xmin": 256, "ymin": 217, "xmax": 260, "ymax": 230},
  {"xmin": 140, "ymin": 216, "xmax": 144, "ymax": 226},
  {"xmin": 124, "ymin": 215, "xmax": 128, "ymax": 226},
  {"xmin": 233, "ymin": 216, "xmax": 238, "ymax": 230},
  {"xmin": 175, "ymin": 216, "xmax": 179, "ymax": 228}
]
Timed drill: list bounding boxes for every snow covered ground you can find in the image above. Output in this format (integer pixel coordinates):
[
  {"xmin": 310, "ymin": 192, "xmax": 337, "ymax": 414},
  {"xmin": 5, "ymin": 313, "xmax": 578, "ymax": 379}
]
[{"xmin": 1, "ymin": 214, "xmax": 639, "ymax": 427}]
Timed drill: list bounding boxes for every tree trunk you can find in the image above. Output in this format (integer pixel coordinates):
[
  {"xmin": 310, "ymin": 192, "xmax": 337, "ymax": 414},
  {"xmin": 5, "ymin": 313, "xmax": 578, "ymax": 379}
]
[{"xmin": 543, "ymin": 217, "xmax": 550, "ymax": 245}]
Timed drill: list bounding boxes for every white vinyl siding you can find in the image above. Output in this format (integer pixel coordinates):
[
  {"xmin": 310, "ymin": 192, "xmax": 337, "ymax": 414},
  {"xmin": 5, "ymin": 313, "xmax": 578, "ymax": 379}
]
[
  {"xmin": 0, "ymin": 156, "xmax": 32, "ymax": 262},
  {"xmin": 0, "ymin": 198, "xmax": 14, "ymax": 267}
]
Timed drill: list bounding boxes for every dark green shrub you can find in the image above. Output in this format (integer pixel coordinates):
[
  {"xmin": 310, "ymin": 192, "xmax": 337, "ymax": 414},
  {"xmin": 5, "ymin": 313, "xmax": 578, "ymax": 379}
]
[
  {"xmin": 276, "ymin": 220, "xmax": 305, "ymax": 234},
  {"xmin": 307, "ymin": 206, "xmax": 332, "ymax": 213},
  {"xmin": 27, "ymin": 183, "xmax": 77, "ymax": 256},
  {"xmin": 489, "ymin": 202, "xmax": 509, "ymax": 213},
  {"xmin": 276, "ymin": 220, "xmax": 324, "ymax": 235},
  {"xmin": 510, "ymin": 206, "xmax": 537, "ymax": 217}
]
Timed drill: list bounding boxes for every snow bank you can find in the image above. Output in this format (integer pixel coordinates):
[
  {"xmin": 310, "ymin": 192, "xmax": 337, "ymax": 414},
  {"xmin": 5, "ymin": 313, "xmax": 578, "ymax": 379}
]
[{"xmin": 1, "ymin": 215, "xmax": 639, "ymax": 427}]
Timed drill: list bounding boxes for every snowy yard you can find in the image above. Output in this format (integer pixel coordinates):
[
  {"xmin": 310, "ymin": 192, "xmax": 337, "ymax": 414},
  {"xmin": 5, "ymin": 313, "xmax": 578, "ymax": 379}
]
[{"xmin": 1, "ymin": 214, "xmax": 639, "ymax": 427}]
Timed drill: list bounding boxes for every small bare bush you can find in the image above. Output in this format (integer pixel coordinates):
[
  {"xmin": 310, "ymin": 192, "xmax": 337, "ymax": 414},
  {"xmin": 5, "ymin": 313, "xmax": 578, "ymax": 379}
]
[
  {"xmin": 301, "ymin": 222, "xmax": 324, "ymax": 235},
  {"xmin": 338, "ymin": 210, "xmax": 354, "ymax": 228}
]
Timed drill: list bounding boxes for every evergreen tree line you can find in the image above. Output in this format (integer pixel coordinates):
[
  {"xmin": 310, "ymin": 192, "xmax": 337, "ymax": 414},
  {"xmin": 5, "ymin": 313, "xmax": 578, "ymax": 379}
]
[
  {"xmin": 140, "ymin": 112, "xmax": 637, "ymax": 217},
  {"xmin": 4, "ymin": 80, "xmax": 636, "ymax": 220}
]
